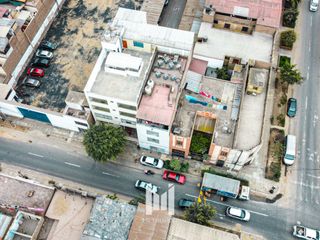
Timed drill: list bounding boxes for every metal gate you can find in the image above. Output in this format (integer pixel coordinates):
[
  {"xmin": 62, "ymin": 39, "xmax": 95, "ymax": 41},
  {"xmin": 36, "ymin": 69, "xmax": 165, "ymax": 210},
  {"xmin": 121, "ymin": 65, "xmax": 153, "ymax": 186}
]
[{"xmin": 18, "ymin": 107, "xmax": 51, "ymax": 123}]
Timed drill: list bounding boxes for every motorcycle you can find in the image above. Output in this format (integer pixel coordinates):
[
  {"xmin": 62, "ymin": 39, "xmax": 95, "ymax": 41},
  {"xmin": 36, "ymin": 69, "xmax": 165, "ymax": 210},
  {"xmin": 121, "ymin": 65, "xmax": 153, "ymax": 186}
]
[{"xmin": 144, "ymin": 170, "xmax": 155, "ymax": 175}]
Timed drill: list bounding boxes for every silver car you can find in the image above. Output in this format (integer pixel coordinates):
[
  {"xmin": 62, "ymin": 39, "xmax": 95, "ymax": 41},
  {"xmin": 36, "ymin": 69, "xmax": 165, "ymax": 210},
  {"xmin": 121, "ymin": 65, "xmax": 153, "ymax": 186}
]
[
  {"xmin": 226, "ymin": 207, "xmax": 251, "ymax": 221},
  {"xmin": 36, "ymin": 49, "xmax": 53, "ymax": 59},
  {"xmin": 23, "ymin": 77, "xmax": 41, "ymax": 88},
  {"xmin": 140, "ymin": 156, "xmax": 164, "ymax": 169}
]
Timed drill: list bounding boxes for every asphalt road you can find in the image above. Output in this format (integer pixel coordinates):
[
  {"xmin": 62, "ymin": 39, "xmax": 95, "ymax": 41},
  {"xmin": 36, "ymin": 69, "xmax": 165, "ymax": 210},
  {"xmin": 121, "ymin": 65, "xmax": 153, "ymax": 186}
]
[
  {"xmin": 287, "ymin": 0, "xmax": 320, "ymax": 233},
  {"xmin": 0, "ymin": 137, "xmax": 298, "ymax": 239},
  {"xmin": 158, "ymin": 0, "xmax": 186, "ymax": 28}
]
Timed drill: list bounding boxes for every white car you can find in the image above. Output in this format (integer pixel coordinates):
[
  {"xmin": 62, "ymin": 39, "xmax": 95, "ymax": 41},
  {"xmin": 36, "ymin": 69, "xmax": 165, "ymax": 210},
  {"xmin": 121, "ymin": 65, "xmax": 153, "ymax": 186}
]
[
  {"xmin": 140, "ymin": 156, "xmax": 164, "ymax": 169},
  {"xmin": 135, "ymin": 180, "xmax": 159, "ymax": 194},
  {"xmin": 36, "ymin": 49, "xmax": 53, "ymax": 59},
  {"xmin": 226, "ymin": 207, "xmax": 251, "ymax": 221}
]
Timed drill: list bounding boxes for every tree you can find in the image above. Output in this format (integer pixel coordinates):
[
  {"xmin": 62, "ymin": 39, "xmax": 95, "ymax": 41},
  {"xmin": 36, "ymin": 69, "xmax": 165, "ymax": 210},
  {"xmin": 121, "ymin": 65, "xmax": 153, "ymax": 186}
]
[
  {"xmin": 184, "ymin": 202, "xmax": 216, "ymax": 226},
  {"xmin": 280, "ymin": 63, "xmax": 303, "ymax": 85},
  {"xmin": 169, "ymin": 159, "xmax": 181, "ymax": 171},
  {"xmin": 280, "ymin": 30, "xmax": 297, "ymax": 49},
  {"xmin": 215, "ymin": 67, "xmax": 230, "ymax": 80},
  {"xmin": 83, "ymin": 124, "xmax": 126, "ymax": 162}
]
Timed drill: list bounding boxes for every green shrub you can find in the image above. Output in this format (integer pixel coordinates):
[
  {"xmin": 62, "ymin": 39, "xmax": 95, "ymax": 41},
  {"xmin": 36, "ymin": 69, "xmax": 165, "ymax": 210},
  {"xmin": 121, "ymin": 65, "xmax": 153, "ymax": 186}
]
[
  {"xmin": 279, "ymin": 56, "xmax": 291, "ymax": 68},
  {"xmin": 215, "ymin": 67, "xmax": 231, "ymax": 80},
  {"xmin": 282, "ymin": 9, "xmax": 299, "ymax": 28},
  {"xmin": 164, "ymin": 160, "xmax": 171, "ymax": 169},
  {"xmin": 270, "ymin": 162, "xmax": 281, "ymax": 182},
  {"xmin": 280, "ymin": 94, "xmax": 287, "ymax": 105},
  {"xmin": 170, "ymin": 159, "xmax": 182, "ymax": 171},
  {"xmin": 270, "ymin": 116, "xmax": 274, "ymax": 124},
  {"xmin": 276, "ymin": 114, "xmax": 285, "ymax": 127},
  {"xmin": 190, "ymin": 131, "xmax": 211, "ymax": 155},
  {"xmin": 180, "ymin": 162, "xmax": 190, "ymax": 173},
  {"xmin": 280, "ymin": 30, "xmax": 297, "ymax": 49}
]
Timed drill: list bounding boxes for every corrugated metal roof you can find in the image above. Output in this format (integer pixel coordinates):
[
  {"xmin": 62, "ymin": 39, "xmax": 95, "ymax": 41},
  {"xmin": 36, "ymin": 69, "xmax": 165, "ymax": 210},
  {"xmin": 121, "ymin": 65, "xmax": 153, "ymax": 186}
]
[
  {"xmin": 186, "ymin": 70, "xmax": 202, "ymax": 93},
  {"xmin": 105, "ymin": 52, "xmax": 142, "ymax": 70},
  {"xmin": 0, "ymin": 213, "xmax": 12, "ymax": 238},
  {"xmin": 202, "ymin": 172, "xmax": 240, "ymax": 195}
]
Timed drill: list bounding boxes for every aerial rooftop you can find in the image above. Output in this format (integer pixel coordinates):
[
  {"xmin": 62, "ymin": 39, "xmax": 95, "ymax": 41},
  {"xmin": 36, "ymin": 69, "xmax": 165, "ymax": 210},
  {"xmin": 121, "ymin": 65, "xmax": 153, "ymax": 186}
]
[
  {"xmin": 174, "ymin": 73, "xmax": 243, "ymax": 147},
  {"xmin": 194, "ymin": 23, "xmax": 273, "ymax": 63},
  {"xmin": 137, "ymin": 52, "xmax": 187, "ymax": 125},
  {"xmin": 81, "ymin": 197, "xmax": 136, "ymax": 240},
  {"xmin": 89, "ymin": 49, "xmax": 153, "ymax": 103},
  {"xmin": 205, "ymin": 0, "xmax": 282, "ymax": 28}
]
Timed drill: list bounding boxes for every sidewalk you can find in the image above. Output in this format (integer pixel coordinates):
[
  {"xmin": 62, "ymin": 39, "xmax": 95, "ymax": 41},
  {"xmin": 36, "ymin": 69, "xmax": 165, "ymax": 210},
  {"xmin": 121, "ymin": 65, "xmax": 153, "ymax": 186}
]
[{"xmin": 0, "ymin": 118, "xmax": 275, "ymax": 201}]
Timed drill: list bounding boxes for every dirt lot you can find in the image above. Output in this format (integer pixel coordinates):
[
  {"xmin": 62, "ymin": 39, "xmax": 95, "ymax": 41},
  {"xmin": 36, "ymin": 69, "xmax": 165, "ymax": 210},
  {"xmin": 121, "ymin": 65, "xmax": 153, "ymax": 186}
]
[{"xmin": 266, "ymin": 128, "xmax": 285, "ymax": 182}]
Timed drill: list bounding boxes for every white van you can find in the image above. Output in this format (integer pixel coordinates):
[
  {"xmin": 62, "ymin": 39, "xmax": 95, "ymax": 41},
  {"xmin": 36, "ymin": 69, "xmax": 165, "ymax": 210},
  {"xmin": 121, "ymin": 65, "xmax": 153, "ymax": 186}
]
[
  {"xmin": 284, "ymin": 135, "xmax": 296, "ymax": 165},
  {"xmin": 310, "ymin": 0, "xmax": 319, "ymax": 11}
]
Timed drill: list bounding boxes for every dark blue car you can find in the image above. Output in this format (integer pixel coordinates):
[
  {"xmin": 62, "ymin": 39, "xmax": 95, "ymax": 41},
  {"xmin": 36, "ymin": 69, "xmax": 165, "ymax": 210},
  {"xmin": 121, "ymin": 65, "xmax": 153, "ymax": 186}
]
[{"xmin": 287, "ymin": 98, "xmax": 297, "ymax": 117}]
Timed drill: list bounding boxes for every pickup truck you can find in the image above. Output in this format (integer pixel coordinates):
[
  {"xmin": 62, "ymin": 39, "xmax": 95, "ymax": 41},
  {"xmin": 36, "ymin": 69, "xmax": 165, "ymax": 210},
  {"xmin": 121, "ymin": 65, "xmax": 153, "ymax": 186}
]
[{"xmin": 293, "ymin": 225, "xmax": 320, "ymax": 240}]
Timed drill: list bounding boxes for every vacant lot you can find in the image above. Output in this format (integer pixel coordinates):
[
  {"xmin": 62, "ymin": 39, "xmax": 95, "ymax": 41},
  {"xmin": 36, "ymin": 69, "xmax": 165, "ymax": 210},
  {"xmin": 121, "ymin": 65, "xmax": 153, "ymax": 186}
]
[{"xmin": 18, "ymin": 0, "xmax": 141, "ymax": 111}]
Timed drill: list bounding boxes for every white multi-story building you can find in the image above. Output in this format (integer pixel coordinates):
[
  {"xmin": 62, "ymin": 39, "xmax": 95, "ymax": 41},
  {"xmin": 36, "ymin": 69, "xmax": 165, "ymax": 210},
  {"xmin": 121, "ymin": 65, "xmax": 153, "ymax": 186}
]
[{"xmin": 85, "ymin": 8, "xmax": 195, "ymax": 149}]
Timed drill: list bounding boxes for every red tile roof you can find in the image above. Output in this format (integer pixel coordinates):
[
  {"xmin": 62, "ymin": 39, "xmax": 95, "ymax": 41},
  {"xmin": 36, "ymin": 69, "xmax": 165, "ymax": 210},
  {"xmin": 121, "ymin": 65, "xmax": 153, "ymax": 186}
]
[
  {"xmin": 0, "ymin": 7, "xmax": 8, "ymax": 18},
  {"xmin": 206, "ymin": 0, "xmax": 282, "ymax": 28},
  {"xmin": 189, "ymin": 58, "xmax": 208, "ymax": 75}
]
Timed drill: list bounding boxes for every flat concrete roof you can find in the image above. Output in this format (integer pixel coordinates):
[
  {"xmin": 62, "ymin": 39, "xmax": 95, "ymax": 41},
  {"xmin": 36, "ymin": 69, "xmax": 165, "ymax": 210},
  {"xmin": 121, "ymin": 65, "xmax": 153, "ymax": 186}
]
[
  {"xmin": 167, "ymin": 218, "xmax": 240, "ymax": 240},
  {"xmin": 174, "ymin": 76, "xmax": 243, "ymax": 147},
  {"xmin": 137, "ymin": 53, "xmax": 187, "ymax": 125},
  {"xmin": 90, "ymin": 49, "xmax": 153, "ymax": 103},
  {"xmin": 233, "ymin": 68, "xmax": 268, "ymax": 150},
  {"xmin": 46, "ymin": 190, "xmax": 94, "ymax": 240},
  {"xmin": 128, "ymin": 203, "xmax": 171, "ymax": 240},
  {"xmin": 194, "ymin": 23, "xmax": 273, "ymax": 63},
  {"xmin": 0, "ymin": 174, "xmax": 54, "ymax": 215}
]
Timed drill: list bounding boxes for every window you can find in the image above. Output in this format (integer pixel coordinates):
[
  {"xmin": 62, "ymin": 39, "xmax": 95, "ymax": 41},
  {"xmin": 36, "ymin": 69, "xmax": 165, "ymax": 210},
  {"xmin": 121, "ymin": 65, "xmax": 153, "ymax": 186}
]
[
  {"xmin": 133, "ymin": 41, "xmax": 144, "ymax": 48},
  {"xmin": 213, "ymin": 20, "xmax": 219, "ymax": 24},
  {"xmin": 89, "ymin": 97, "xmax": 108, "ymax": 104},
  {"xmin": 75, "ymin": 121, "xmax": 88, "ymax": 127},
  {"xmin": 147, "ymin": 137, "xmax": 159, "ymax": 144},
  {"xmin": 121, "ymin": 119, "xmax": 136, "ymax": 125},
  {"xmin": 176, "ymin": 139, "xmax": 183, "ymax": 147},
  {"xmin": 241, "ymin": 26, "xmax": 249, "ymax": 32},
  {"xmin": 118, "ymin": 103, "xmax": 136, "ymax": 111},
  {"xmin": 95, "ymin": 113, "xmax": 112, "ymax": 120},
  {"xmin": 119, "ymin": 111, "xmax": 136, "ymax": 118},
  {"xmin": 147, "ymin": 130, "xmax": 159, "ymax": 137},
  {"xmin": 224, "ymin": 23, "xmax": 231, "ymax": 29},
  {"xmin": 92, "ymin": 106, "xmax": 110, "ymax": 112}
]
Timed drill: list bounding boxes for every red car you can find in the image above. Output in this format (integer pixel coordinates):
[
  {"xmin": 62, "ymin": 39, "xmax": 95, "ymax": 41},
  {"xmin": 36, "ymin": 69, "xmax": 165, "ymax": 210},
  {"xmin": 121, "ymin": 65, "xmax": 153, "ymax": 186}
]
[
  {"xmin": 27, "ymin": 67, "xmax": 44, "ymax": 77},
  {"xmin": 162, "ymin": 170, "xmax": 186, "ymax": 184}
]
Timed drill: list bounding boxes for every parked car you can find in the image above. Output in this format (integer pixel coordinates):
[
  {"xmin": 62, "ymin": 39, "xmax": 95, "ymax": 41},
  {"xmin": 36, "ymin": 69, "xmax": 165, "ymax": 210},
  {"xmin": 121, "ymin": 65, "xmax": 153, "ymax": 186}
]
[
  {"xmin": 27, "ymin": 67, "xmax": 44, "ymax": 77},
  {"xmin": 140, "ymin": 156, "xmax": 164, "ymax": 169},
  {"xmin": 32, "ymin": 57, "xmax": 50, "ymax": 68},
  {"xmin": 287, "ymin": 98, "xmax": 297, "ymax": 117},
  {"xmin": 178, "ymin": 198, "xmax": 194, "ymax": 209},
  {"xmin": 23, "ymin": 77, "xmax": 41, "ymax": 88},
  {"xmin": 226, "ymin": 207, "xmax": 250, "ymax": 221},
  {"xmin": 36, "ymin": 49, "xmax": 53, "ymax": 59},
  {"xmin": 310, "ymin": 0, "xmax": 319, "ymax": 11},
  {"xmin": 40, "ymin": 41, "xmax": 57, "ymax": 51},
  {"xmin": 162, "ymin": 170, "xmax": 186, "ymax": 184},
  {"xmin": 135, "ymin": 180, "xmax": 159, "ymax": 194}
]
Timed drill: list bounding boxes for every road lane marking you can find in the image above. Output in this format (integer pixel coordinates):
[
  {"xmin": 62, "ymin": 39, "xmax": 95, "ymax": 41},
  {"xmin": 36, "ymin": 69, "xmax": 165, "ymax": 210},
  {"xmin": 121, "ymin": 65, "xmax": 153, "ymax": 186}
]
[
  {"xmin": 28, "ymin": 152, "xmax": 44, "ymax": 158},
  {"xmin": 102, "ymin": 172, "xmax": 119, "ymax": 177},
  {"xmin": 305, "ymin": 96, "xmax": 308, "ymax": 110},
  {"xmin": 307, "ymin": 174, "xmax": 320, "ymax": 179},
  {"xmin": 185, "ymin": 194, "xmax": 268, "ymax": 217},
  {"xmin": 64, "ymin": 162, "xmax": 81, "ymax": 168}
]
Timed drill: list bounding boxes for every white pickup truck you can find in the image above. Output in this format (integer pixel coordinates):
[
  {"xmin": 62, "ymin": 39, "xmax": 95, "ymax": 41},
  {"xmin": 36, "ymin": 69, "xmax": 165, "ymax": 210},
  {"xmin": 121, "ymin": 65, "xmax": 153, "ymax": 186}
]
[{"xmin": 293, "ymin": 225, "xmax": 320, "ymax": 240}]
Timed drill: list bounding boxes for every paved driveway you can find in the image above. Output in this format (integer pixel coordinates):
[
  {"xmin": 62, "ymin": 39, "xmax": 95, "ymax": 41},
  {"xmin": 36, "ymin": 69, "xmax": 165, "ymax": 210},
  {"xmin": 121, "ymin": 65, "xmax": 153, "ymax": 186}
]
[{"xmin": 159, "ymin": 0, "xmax": 186, "ymax": 28}]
